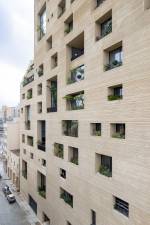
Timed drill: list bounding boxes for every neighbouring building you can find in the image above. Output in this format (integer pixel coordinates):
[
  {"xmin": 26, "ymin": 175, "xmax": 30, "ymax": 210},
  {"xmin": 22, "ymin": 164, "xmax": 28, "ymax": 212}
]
[
  {"xmin": 4, "ymin": 119, "xmax": 20, "ymax": 190},
  {"xmin": 0, "ymin": 105, "xmax": 20, "ymax": 122},
  {"xmin": 20, "ymin": 0, "xmax": 150, "ymax": 225}
]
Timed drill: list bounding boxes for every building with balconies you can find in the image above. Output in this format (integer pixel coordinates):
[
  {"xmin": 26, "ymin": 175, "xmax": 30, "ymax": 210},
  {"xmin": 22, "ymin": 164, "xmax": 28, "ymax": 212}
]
[{"xmin": 20, "ymin": 0, "xmax": 150, "ymax": 225}]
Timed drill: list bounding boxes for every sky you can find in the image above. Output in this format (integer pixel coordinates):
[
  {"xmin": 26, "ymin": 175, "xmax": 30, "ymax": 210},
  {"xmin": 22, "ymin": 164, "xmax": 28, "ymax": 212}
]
[{"xmin": 0, "ymin": 0, "xmax": 34, "ymax": 107}]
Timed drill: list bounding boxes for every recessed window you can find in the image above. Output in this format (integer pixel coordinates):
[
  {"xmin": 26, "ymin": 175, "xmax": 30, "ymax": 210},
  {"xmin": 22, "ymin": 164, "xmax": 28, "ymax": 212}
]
[
  {"xmin": 91, "ymin": 210, "xmax": 96, "ymax": 225},
  {"xmin": 111, "ymin": 123, "xmax": 125, "ymax": 139},
  {"xmin": 64, "ymin": 14, "xmax": 73, "ymax": 35},
  {"xmin": 42, "ymin": 159, "xmax": 46, "ymax": 167},
  {"xmin": 64, "ymin": 91, "xmax": 84, "ymax": 110},
  {"xmin": 30, "ymin": 153, "xmax": 34, "ymax": 159},
  {"xmin": 23, "ymin": 149, "xmax": 26, "ymax": 154},
  {"xmin": 47, "ymin": 76, "xmax": 57, "ymax": 113},
  {"xmin": 68, "ymin": 147, "xmax": 79, "ymax": 165},
  {"xmin": 27, "ymin": 136, "xmax": 34, "ymax": 146},
  {"xmin": 114, "ymin": 197, "xmax": 129, "ymax": 217},
  {"xmin": 38, "ymin": 5, "xmax": 46, "ymax": 41},
  {"xmin": 104, "ymin": 42, "xmax": 123, "ymax": 71},
  {"xmin": 95, "ymin": 0, "xmax": 106, "ymax": 8},
  {"xmin": 68, "ymin": 32, "xmax": 84, "ymax": 61},
  {"xmin": 95, "ymin": 10, "xmax": 112, "ymax": 41},
  {"xmin": 51, "ymin": 53, "xmax": 58, "ymax": 69},
  {"xmin": 62, "ymin": 120, "xmax": 78, "ymax": 137},
  {"xmin": 58, "ymin": 0, "xmax": 66, "ymax": 18},
  {"xmin": 22, "ymin": 93, "xmax": 25, "ymax": 99},
  {"xmin": 37, "ymin": 171, "xmax": 46, "ymax": 198},
  {"xmin": 22, "ymin": 160, "xmax": 27, "ymax": 179},
  {"xmin": 37, "ymin": 121, "xmax": 46, "ymax": 151},
  {"xmin": 38, "ymin": 64, "xmax": 44, "ymax": 77},
  {"xmin": 21, "ymin": 108, "xmax": 23, "ymax": 113},
  {"xmin": 37, "ymin": 102, "xmax": 42, "ymax": 114},
  {"xmin": 67, "ymin": 65, "xmax": 85, "ymax": 84},
  {"xmin": 108, "ymin": 85, "xmax": 123, "ymax": 101},
  {"xmin": 91, "ymin": 123, "xmax": 101, "ymax": 136},
  {"xmin": 25, "ymin": 105, "xmax": 31, "ymax": 130},
  {"xmin": 144, "ymin": 0, "xmax": 150, "ymax": 10},
  {"xmin": 60, "ymin": 168, "xmax": 66, "ymax": 179},
  {"xmin": 27, "ymin": 89, "xmax": 33, "ymax": 99},
  {"xmin": 54, "ymin": 143, "xmax": 64, "ymax": 159},
  {"xmin": 46, "ymin": 35, "xmax": 52, "ymax": 50},
  {"xmin": 60, "ymin": 188, "xmax": 73, "ymax": 208},
  {"xmin": 67, "ymin": 222, "xmax": 72, "ymax": 225},
  {"xmin": 95, "ymin": 153, "xmax": 112, "ymax": 177},
  {"xmin": 22, "ymin": 134, "xmax": 25, "ymax": 143},
  {"xmin": 37, "ymin": 83, "xmax": 42, "ymax": 95}
]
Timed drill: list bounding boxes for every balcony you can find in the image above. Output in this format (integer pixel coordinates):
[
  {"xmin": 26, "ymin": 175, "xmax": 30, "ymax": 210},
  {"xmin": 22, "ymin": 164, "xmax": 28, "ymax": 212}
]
[
  {"xmin": 22, "ymin": 75, "xmax": 34, "ymax": 87},
  {"xmin": 67, "ymin": 65, "xmax": 85, "ymax": 84},
  {"xmin": 68, "ymin": 32, "xmax": 84, "ymax": 61},
  {"xmin": 64, "ymin": 91, "xmax": 84, "ymax": 110},
  {"xmin": 54, "ymin": 143, "xmax": 64, "ymax": 159},
  {"xmin": 62, "ymin": 120, "xmax": 78, "ymax": 137},
  {"xmin": 37, "ymin": 140, "xmax": 46, "ymax": 151}
]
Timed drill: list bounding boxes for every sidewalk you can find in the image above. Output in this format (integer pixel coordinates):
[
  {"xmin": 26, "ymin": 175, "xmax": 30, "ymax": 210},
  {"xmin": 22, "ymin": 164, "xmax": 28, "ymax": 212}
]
[{"xmin": 1, "ymin": 164, "xmax": 41, "ymax": 225}]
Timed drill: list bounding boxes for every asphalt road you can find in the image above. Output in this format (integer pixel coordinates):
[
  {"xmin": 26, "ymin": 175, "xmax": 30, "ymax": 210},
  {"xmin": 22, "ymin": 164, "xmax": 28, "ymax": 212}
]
[{"xmin": 0, "ymin": 161, "xmax": 30, "ymax": 225}]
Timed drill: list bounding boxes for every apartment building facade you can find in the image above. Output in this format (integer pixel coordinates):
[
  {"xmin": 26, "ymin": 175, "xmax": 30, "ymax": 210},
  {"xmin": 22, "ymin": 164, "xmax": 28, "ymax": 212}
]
[
  {"xmin": 3, "ymin": 119, "xmax": 20, "ymax": 190},
  {"xmin": 20, "ymin": 0, "xmax": 150, "ymax": 224}
]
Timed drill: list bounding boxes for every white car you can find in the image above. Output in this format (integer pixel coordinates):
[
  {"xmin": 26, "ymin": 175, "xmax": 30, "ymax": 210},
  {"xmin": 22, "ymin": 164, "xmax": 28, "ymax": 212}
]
[{"xmin": 7, "ymin": 194, "xmax": 16, "ymax": 204}]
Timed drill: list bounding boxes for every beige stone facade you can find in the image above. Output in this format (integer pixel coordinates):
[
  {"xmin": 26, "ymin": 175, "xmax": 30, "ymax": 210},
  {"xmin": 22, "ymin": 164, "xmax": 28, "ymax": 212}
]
[
  {"xmin": 5, "ymin": 119, "xmax": 20, "ymax": 190},
  {"xmin": 20, "ymin": 0, "xmax": 150, "ymax": 224}
]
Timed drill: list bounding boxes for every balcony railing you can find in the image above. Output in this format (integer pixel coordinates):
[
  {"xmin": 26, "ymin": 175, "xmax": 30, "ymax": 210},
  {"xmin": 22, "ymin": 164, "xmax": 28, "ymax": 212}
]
[
  {"xmin": 37, "ymin": 141, "xmax": 46, "ymax": 151},
  {"xmin": 22, "ymin": 75, "xmax": 34, "ymax": 87},
  {"xmin": 71, "ymin": 48, "xmax": 84, "ymax": 61},
  {"xmin": 104, "ymin": 61, "xmax": 122, "ymax": 71},
  {"xmin": 47, "ymin": 106, "xmax": 57, "ymax": 113},
  {"xmin": 64, "ymin": 93, "xmax": 84, "ymax": 110}
]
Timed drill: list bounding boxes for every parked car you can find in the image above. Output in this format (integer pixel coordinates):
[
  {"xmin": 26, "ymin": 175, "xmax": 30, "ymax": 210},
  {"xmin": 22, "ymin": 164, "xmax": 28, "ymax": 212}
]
[
  {"xmin": 2, "ymin": 185, "xmax": 11, "ymax": 196},
  {"xmin": 7, "ymin": 194, "xmax": 16, "ymax": 204}
]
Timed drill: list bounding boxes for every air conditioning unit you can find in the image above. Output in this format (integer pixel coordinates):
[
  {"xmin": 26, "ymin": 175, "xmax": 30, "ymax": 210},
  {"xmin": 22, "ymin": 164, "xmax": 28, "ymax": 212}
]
[{"xmin": 75, "ymin": 72, "xmax": 84, "ymax": 82}]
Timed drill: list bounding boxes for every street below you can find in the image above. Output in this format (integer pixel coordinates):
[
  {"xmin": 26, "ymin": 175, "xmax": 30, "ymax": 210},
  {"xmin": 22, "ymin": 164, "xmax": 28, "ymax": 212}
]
[{"xmin": 0, "ymin": 160, "xmax": 30, "ymax": 225}]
